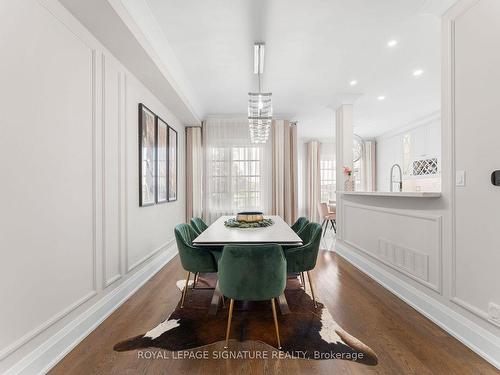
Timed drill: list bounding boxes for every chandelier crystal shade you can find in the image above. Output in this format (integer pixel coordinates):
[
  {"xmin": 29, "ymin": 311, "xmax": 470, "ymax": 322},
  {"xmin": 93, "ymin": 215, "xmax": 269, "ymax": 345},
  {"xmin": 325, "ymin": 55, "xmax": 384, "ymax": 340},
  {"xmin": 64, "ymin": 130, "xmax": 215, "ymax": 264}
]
[
  {"xmin": 248, "ymin": 92, "xmax": 272, "ymax": 143},
  {"xmin": 248, "ymin": 43, "xmax": 272, "ymax": 143}
]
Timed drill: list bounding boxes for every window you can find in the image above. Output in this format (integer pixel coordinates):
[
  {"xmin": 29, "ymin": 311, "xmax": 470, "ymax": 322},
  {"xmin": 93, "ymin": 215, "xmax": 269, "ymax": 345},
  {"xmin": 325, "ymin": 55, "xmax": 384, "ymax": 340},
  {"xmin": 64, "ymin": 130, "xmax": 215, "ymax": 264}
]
[
  {"xmin": 208, "ymin": 146, "xmax": 265, "ymax": 213},
  {"xmin": 320, "ymin": 159, "xmax": 336, "ymax": 202}
]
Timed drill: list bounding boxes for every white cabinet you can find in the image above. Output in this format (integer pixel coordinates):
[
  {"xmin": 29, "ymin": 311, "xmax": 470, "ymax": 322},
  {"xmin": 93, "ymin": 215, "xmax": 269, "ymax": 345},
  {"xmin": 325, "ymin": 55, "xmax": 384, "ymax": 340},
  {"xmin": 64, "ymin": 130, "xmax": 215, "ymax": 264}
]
[
  {"xmin": 409, "ymin": 122, "xmax": 441, "ymax": 160},
  {"xmin": 411, "ymin": 127, "xmax": 427, "ymax": 158}
]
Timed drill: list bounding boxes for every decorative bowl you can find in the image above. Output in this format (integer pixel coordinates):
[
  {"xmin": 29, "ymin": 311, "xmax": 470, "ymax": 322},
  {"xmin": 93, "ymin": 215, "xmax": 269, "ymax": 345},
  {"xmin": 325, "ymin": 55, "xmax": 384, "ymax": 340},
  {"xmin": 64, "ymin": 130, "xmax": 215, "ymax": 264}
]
[{"xmin": 236, "ymin": 211, "xmax": 264, "ymax": 223}]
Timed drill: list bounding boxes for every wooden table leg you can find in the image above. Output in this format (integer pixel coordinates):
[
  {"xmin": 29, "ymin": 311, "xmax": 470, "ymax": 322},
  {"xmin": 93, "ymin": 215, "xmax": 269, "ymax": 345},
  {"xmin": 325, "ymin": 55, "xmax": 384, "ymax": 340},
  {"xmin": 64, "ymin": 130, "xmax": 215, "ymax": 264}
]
[
  {"xmin": 278, "ymin": 293, "xmax": 290, "ymax": 315},
  {"xmin": 209, "ymin": 280, "xmax": 222, "ymax": 315}
]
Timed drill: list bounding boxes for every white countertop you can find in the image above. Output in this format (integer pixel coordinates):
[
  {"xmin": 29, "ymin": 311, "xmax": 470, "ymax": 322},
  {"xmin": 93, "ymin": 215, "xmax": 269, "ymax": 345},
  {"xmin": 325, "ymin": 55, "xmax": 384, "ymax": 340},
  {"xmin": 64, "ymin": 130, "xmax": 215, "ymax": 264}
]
[{"xmin": 340, "ymin": 191, "xmax": 441, "ymax": 198}]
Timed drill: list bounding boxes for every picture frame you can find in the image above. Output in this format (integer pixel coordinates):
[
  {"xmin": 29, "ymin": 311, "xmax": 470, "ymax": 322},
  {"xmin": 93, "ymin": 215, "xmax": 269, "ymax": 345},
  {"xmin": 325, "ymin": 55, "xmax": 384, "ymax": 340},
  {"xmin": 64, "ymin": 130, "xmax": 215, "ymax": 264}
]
[
  {"xmin": 168, "ymin": 126, "xmax": 178, "ymax": 202},
  {"xmin": 156, "ymin": 117, "xmax": 168, "ymax": 204},
  {"xmin": 138, "ymin": 103, "xmax": 156, "ymax": 207}
]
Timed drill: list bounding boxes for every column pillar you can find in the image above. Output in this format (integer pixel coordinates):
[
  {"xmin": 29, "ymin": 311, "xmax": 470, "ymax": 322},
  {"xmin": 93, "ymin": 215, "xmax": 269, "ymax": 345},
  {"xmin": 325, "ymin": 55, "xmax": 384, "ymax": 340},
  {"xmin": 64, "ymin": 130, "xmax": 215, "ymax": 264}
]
[{"xmin": 335, "ymin": 104, "xmax": 353, "ymax": 240}]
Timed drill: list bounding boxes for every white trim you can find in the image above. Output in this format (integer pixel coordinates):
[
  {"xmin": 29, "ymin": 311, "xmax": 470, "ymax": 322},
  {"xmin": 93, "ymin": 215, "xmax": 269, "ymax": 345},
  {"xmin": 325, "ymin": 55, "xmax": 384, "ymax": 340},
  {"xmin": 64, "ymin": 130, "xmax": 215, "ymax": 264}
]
[
  {"xmin": 126, "ymin": 238, "xmax": 176, "ymax": 273},
  {"xmin": 101, "ymin": 52, "xmax": 124, "ymax": 289},
  {"xmin": 335, "ymin": 241, "xmax": 500, "ymax": 370},
  {"xmin": 4, "ymin": 244, "xmax": 178, "ymax": 375}
]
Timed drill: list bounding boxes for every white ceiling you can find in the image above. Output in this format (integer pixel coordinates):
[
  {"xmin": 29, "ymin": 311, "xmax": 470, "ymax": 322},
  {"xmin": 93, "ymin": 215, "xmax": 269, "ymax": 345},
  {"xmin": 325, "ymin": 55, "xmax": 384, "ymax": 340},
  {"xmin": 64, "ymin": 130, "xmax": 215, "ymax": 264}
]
[{"xmin": 129, "ymin": 0, "xmax": 457, "ymax": 139}]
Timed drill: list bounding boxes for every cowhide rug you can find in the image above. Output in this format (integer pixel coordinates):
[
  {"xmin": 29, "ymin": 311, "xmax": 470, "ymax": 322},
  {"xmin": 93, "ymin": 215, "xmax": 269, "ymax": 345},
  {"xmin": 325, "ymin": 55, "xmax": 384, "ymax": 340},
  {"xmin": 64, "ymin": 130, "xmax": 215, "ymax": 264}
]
[{"xmin": 114, "ymin": 274, "xmax": 378, "ymax": 366}]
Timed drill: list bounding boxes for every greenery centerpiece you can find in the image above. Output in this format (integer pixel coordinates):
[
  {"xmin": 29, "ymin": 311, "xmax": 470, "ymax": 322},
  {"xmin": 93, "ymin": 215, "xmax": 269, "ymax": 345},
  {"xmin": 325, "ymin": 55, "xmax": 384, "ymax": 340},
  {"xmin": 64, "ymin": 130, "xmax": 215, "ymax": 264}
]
[{"xmin": 224, "ymin": 212, "xmax": 274, "ymax": 228}]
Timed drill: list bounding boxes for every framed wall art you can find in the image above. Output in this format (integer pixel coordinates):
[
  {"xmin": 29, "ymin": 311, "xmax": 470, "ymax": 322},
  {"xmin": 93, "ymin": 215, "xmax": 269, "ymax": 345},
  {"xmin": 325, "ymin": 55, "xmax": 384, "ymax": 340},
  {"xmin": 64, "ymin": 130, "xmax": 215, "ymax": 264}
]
[
  {"xmin": 138, "ymin": 104, "xmax": 156, "ymax": 206},
  {"xmin": 156, "ymin": 117, "xmax": 168, "ymax": 203},
  {"xmin": 168, "ymin": 126, "xmax": 178, "ymax": 202}
]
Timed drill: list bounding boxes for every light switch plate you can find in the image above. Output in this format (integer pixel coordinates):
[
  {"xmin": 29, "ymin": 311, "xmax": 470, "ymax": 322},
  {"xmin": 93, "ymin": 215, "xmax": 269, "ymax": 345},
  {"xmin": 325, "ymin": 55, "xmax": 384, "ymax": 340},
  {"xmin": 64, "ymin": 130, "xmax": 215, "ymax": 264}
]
[{"xmin": 456, "ymin": 170, "xmax": 466, "ymax": 187}]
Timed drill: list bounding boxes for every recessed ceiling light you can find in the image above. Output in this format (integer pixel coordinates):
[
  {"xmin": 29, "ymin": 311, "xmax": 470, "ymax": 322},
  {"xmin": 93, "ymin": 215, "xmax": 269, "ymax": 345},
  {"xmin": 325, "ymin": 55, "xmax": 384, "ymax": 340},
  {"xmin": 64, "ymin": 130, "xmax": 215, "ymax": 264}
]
[
  {"xmin": 413, "ymin": 69, "xmax": 424, "ymax": 77},
  {"xmin": 377, "ymin": 95, "xmax": 386, "ymax": 101},
  {"xmin": 350, "ymin": 80, "xmax": 358, "ymax": 86},
  {"xmin": 387, "ymin": 39, "xmax": 398, "ymax": 48}
]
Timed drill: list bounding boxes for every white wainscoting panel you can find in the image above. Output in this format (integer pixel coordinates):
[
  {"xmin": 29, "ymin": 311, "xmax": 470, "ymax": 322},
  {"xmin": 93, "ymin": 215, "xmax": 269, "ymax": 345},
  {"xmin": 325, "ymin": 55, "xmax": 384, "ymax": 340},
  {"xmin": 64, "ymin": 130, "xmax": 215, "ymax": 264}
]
[
  {"xmin": 0, "ymin": 0, "xmax": 97, "ymax": 359},
  {"xmin": 335, "ymin": 242, "xmax": 500, "ymax": 370},
  {"xmin": 342, "ymin": 202, "xmax": 442, "ymax": 292},
  {"xmin": 0, "ymin": 0, "xmax": 185, "ymax": 373},
  {"xmin": 102, "ymin": 53, "xmax": 123, "ymax": 288},
  {"xmin": 448, "ymin": 0, "xmax": 500, "ymax": 328}
]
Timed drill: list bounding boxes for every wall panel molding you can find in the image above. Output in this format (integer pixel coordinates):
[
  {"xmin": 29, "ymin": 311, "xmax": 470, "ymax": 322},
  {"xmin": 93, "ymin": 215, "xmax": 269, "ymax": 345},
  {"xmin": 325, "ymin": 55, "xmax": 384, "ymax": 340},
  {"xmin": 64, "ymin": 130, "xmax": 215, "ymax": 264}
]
[
  {"xmin": 1, "ymin": 1, "xmax": 186, "ymax": 372},
  {"xmin": 341, "ymin": 201, "xmax": 442, "ymax": 293},
  {"xmin": 4, "ymin": 245, "xmax": 178, "ymax": 375},
  {"xmin": 126, "ymin": 238, "xmax": 176, "ymax": 273},
  {"xmin": 101, "ymin": 52, "xmax": 124, "ymax": 289},
  {"xmin": 443, "ymin": 0, "xmax": 495, "ymax": 326},
  {"xmin": 0, "ymin": 46, "xmax": 98, "ymax": 361},
  {"xmin": 335, "ymin": 241, "xmax": 500, "ymax": 370}
]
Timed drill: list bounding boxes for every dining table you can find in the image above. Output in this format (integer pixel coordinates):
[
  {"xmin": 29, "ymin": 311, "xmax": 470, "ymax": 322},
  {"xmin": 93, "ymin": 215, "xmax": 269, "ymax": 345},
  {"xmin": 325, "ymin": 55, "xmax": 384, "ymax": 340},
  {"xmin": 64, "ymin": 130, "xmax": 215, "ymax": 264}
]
[
  {"xmin": 193, "ymin": 215, "xmax": 303, "ymax": 246},
  {"xmin": 193, "ymin": 215, "xmax": 303, "ymax": 315}
]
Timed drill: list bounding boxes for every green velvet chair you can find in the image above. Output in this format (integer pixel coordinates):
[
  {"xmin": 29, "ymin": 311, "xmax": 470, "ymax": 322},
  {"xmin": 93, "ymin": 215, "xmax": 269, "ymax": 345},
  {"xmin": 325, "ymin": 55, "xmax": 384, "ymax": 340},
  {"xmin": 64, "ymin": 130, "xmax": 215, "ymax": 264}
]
[
  {"xmin": 218, "ymin": 244, "xmax": 286, "ymax": 349},
  {"xmin": 190, "ymin": 217, "xmax": 208, "ymax": 235},
  {"xmin": 291, "ymin": 216, "xmax": 309, "ymax": 234},
  {"xmin": 283, "ymin": 222, "xmax": 322, "ymax": 308},
  {"xmin": 174, "ymin": 223, "xmax": 218, "ymax": 308}
]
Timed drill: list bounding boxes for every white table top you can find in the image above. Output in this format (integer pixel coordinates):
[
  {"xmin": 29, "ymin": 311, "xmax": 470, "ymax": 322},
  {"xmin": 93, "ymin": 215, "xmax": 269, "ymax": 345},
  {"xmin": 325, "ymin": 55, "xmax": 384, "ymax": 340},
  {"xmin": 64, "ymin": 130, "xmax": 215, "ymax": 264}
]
[{"xmin": 193, "ymin": 215, "xmax": 303, "ymax": 246}]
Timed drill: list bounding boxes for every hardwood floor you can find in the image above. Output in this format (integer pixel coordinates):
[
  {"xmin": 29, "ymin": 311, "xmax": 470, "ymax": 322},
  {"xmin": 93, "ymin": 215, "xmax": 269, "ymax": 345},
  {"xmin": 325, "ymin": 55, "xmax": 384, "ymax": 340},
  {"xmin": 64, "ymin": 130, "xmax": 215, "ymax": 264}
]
[{"xmin": 51, "ymin": 250, "xmax": 498, "ymax": 374}]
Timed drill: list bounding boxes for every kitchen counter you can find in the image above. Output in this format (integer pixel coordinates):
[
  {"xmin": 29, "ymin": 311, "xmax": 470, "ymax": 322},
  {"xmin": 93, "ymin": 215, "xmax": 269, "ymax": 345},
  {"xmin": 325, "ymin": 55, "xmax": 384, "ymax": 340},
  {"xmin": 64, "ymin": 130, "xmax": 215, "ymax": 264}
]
[{"xmin": 339, "ymin": 191, "xmax": 441, "ymax": 198}]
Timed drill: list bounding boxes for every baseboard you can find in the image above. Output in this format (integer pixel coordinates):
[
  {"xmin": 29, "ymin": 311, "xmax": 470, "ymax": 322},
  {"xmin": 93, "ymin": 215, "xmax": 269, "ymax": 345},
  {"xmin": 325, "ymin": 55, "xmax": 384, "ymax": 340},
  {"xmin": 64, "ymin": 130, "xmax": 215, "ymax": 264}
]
[
  {"xmin": 335, "ymin": 241, "xmax": 500, "ymax": 370},
  {"xmin": 5, "ymin": 244, "xmax": 178, "ymax": 375}
]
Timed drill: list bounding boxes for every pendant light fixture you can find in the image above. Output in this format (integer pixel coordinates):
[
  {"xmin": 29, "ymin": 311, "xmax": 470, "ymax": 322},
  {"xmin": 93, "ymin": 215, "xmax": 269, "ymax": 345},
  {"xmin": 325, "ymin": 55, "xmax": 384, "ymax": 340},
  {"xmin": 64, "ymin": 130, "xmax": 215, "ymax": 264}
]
[{"xmin": 248, "ymin": 42, "xmax": 272, "ymax": 143}]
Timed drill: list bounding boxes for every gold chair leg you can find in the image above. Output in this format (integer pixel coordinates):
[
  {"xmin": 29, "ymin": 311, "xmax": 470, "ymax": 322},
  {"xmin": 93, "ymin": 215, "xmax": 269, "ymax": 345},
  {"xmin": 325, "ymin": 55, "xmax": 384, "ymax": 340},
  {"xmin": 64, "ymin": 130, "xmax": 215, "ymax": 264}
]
[
  {"xmin": 271, "ymin": 298, "xmax": 282, "ymax": 349},
  {"xmin": 306, "ymin": 271, "xmax": 318, "ymax": 308},
  {"xmin": 180, "ymin": 271, "xmax": 191, "ymax": 308},
  {"xmin": 192, "ymin": 272, "xmax": 199, "ymax": 289},
  {"xmin": 224, "ymin": 299, "xmax": 234, "ymax": 349}
]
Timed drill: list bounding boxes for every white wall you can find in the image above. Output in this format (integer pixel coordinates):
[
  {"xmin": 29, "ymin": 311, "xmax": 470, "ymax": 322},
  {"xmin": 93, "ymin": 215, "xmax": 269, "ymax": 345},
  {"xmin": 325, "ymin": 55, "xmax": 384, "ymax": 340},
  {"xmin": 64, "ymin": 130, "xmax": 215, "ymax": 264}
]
[
  {"xmin": 336, "ymin": 0, "xmax": 500, "ymax": 369},
  {"xmin": 0, "ymin": 0, "xmax": 185, "ymax": 373}
]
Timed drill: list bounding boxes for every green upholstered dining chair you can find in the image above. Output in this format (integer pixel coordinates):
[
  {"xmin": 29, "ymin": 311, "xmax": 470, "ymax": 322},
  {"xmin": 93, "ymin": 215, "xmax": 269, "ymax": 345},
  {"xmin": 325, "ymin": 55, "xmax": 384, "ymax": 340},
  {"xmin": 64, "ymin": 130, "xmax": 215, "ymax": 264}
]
[
  {"xmin": 190, "ymin": 217, "xmax": 208, "ymax": 235},
  {"xmin": 174, "ymin": 223, "xmax": 218, "ymax": 308},
  {"xmin": 218, "ymin": 244, "xmax": 286, "ymax": 349},
  {"xmin": 291, "ymin": 217, "xmax": 309, "ymax": 234},
  {"xmin": 283, "ymin": 222, "xmax": 322, "ymax": 308}
]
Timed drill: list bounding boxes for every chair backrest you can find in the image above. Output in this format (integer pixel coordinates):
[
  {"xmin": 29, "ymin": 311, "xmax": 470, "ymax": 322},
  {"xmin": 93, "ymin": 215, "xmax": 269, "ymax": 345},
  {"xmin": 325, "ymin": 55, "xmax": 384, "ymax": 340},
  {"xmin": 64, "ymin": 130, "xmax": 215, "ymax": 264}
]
[
  {"xmin": 291, "ymin": 217, "xmax": 309, "ymax": 233},
  {"xmin": 218, "ymin": 244, "xmax": 286, "ymax": 301},
  {"xmin": 190, "ymin": 217, "xmax": 208, "ymax": 234},
  {"xmin": 295, "ymin": 222, "xmax": 322, "ymax": 271},
  {"xmin": 174, "ymin": 223, "xmax": 216, "ymax": 273},
  {"xmin": 317, "ymin": 202, "xmax": 330, "ymax": 218}
]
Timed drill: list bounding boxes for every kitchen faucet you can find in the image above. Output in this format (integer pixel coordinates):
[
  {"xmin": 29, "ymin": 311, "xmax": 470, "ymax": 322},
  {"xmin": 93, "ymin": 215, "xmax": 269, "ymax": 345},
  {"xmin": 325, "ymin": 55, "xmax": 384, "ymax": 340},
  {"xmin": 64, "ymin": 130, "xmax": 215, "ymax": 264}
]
[{"xmin": 390, "ymin": 164, "xmax": 403, "ymax": 192}]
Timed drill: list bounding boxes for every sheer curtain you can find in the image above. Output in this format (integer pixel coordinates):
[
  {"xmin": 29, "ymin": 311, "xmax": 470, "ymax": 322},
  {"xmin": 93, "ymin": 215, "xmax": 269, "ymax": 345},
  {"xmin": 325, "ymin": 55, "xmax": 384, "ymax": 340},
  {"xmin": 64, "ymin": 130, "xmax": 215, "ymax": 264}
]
[
  {"xmin": 186, "ymin": 126, "xmax": 203, "ymax": 220},
  {"xmin": 306, "ymin": 141, "xmax": 321, "ymax": 222},
  {"xmin": 203, "ymin": 118, "xmax": 272, "ymax": 224},
  {"xmin": 271, "ymin": 120, "xmax": 298, "ymax": 225},
  {"xmin": 360, "ymin": 140, "xmax": 376, "ymax": 192}
]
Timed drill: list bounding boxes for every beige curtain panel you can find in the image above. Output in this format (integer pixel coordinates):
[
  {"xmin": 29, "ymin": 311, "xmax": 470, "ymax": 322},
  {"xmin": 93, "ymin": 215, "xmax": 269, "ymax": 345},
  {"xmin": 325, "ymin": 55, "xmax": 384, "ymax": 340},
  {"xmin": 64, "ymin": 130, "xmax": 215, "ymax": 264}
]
[
  {"xmin": 360, "ymin": 140, "xmax": 376, "ymax": 192},
  {"xmin": 306, "ymin": 141, "xmax": 321, "ymax": 222},
  {"xmin": 185, "ymin": 126, "xmax": 203, "ymax": 221},
  {"xmin": 271, "ymin": 120, "xmax": 298, "ymax": 225}
]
